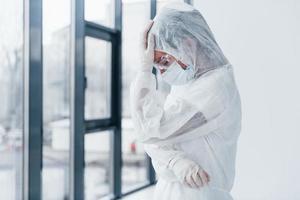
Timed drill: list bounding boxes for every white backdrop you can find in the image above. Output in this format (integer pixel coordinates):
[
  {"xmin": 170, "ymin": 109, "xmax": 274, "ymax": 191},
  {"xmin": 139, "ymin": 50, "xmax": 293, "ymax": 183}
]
[{"xmin": 193, "ymin": 0, "xmax": 300, "ymax": 199}]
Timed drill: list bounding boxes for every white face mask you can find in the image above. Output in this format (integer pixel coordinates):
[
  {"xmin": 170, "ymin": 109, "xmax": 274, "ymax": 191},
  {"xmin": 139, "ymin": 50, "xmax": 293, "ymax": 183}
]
[{"xmin": 161, "ymin": 61, "xmax": 195, "ymax": 85}]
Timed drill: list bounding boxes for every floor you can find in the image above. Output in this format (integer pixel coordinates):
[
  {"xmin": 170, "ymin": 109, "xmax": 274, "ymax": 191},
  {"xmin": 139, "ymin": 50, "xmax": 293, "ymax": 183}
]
[{"xmin": 121, "ymin": 186, "xmax": 155, "ymax": 200}]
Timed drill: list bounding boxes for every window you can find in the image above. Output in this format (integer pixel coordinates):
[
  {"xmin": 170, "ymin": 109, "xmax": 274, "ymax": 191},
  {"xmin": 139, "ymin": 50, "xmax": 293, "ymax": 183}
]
[
  {"xmin": 85, "ymin": 0, "xmax": 115, "ymax": 28},
  {"xmin": 0, "ymin": 0, "xmax": 23, "ymax": 199},
  {"xmin": 85, "ymin": 37, "xmax": 112, "ymax": 120},
  {"xmin": 42, "ymin": 0, "xmax": 71, "ymax": 199},
  {"xmin": 121, "ymin": 0, "xmax": 152, "ymax": 192},
  {"xmin": 4, "ymin": 0, "xmax": 192, "ymax": 199},
  {"xmin": 84, "ymin": 131, "xmax": 112, "ymax": 199}
]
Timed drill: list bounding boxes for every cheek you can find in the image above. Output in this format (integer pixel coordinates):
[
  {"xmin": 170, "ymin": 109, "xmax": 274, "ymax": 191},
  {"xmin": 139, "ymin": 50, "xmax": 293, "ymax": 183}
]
[
  {"xmin": 159, "ymin": 68, "xmax": 166, "ymax": 74},
  {"xmin": 154, "ymin": 51, "xmax": 163, "ymax": 63}
]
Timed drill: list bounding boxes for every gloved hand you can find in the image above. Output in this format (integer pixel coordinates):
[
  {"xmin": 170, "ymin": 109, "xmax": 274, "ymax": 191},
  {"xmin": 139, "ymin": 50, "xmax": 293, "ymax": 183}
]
[
  {"xmin": 139, "ymin": 20, "xmax": 155, "ymax": 72},
  {"xmin": 169, "ymin": 157, "xmax": 210, "ymax": 188}
]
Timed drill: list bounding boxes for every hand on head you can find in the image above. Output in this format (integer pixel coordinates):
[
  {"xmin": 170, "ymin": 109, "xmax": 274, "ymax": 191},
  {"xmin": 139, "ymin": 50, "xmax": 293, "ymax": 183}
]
[
  {"xmin": 140, "ymin": 20, "xmax": 187, "ymax": 74},
  {"xmin": 139, "ymin": 20, "xmax": 155, "ymax": 72}
]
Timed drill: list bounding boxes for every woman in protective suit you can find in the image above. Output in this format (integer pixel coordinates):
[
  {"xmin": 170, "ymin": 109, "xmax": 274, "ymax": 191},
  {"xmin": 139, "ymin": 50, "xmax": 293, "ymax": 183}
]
[{"xmin": 130, "ymin": 2, "xmax": 242, "ymax": 200}]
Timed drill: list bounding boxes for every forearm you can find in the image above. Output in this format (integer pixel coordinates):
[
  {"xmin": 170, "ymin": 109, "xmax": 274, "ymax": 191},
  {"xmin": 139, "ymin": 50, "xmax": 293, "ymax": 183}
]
[
  {"xmin": 144, "ymin": 143, "xmax": 186, "ymax": 181},
  {"xmin": 144, "ymin": 143, "xmax": 185, "ymax": 169},
  {"xmin": 130, "ymin": 72, "xmax": 170, "ymax": 142}
]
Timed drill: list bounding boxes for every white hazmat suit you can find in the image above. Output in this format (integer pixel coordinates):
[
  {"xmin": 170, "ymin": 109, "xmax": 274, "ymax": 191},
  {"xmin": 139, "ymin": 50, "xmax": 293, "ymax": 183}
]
[{"xmin": 130, "ymin": 2, "xmax": 242, "ymax": 200}]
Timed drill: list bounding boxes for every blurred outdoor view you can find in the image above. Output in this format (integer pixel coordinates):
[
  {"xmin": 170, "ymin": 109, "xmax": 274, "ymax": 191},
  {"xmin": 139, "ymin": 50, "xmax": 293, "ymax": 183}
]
[
  {"xmin": 0, "ymin": 0, "xmax": 24, "ymax": 199},
  {"xmin": 0, "ymin": 0, "xmax": 173, "ymax": 199}
]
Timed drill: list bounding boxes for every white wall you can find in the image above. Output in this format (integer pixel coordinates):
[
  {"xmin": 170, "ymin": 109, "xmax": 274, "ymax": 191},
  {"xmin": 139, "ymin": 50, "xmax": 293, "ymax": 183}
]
[{"xmin": 193, "ymin": 1, "xmax": 300, "ymax": 199}]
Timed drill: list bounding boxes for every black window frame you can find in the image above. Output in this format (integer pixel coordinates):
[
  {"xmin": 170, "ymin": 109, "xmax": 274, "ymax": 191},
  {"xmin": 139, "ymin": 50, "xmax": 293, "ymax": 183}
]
[{"xmin": 23, "ymin": 0, "xmax": 192, "ymax": 199}]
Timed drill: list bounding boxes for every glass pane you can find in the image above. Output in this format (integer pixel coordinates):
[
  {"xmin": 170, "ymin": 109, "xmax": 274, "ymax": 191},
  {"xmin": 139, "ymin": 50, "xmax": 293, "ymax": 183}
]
[
  {"xmin": 84, "ymin": 131, "xmax": 112, "ymax": 199},
  {"xmin": 85, "ymin": 37, "xmax": 111, "ymax": 120},
  {"xmin": 0, "ymin": 0, "xmax": 23, "ymax": 199},
  {"xmin": 42, "ymin": 0, "xmax": 71, "ymax": 199},
  {"xmin": 85, "ymin": 0, "xmax": 115, "ymax": 28},
  {"xmin": 121, "ymin": 0, "xmax": 150, "ymax": 192},
  {"xmin": 121, "ymin": 119, "xmax": 148, "ymax": 192}
]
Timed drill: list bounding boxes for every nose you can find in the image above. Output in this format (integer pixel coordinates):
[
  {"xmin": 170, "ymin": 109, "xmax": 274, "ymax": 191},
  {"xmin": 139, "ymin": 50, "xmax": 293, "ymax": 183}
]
[{"xmin": 158, "ymin": 56, "xmax": 175, "ymax": 69}]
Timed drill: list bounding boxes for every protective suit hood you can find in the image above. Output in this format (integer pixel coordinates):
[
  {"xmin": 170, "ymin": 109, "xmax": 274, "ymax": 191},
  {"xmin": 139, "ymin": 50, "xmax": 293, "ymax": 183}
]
[{"xmin": 149, "ymin": 2, "xmax": 229, "ymax": 78}]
